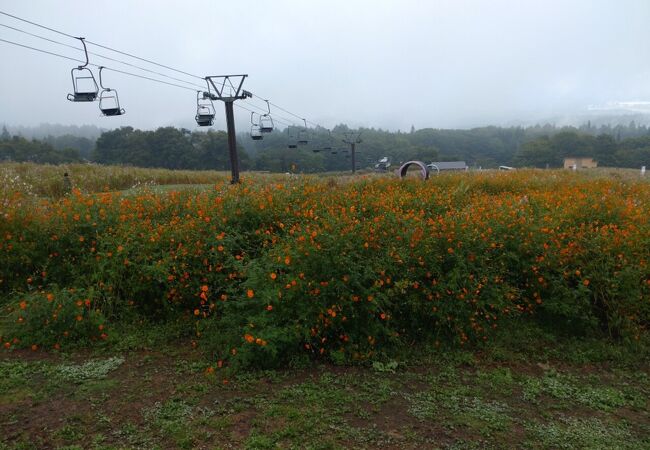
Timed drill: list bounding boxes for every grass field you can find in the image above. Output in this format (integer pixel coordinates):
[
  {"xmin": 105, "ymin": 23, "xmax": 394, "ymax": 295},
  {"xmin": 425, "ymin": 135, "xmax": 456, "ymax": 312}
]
[
  {"xmin": 1, "ymin": 163, "xmax": 649, "ymax": 448},
  {"xmin": 1, "ymin": 324, "xmax": 649, "ymax": 449}
]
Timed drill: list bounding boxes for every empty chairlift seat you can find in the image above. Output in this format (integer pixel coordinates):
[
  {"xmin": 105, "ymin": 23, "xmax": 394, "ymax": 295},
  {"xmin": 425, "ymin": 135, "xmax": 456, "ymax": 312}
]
[
  {"xmin": 98, "ymin": 67, "xmax": 125, "ymax": 116},
  {"xmin": 67, "ymin": 38, "xmax": 98, "ymax": 102},
  {"xmin": 195, "ymin": 91, "xmax": 215, "ymax": 127},
  {"xmin": 297, "ymin": 118, "xmax": 309, "ymax": 145},
  {"xmin": 250, "ymin": 112, "xmax": 263, "ymax": 140},
  {"xmin": 260, "ymin": 101, "xmax": 274, "ymax": 133}
]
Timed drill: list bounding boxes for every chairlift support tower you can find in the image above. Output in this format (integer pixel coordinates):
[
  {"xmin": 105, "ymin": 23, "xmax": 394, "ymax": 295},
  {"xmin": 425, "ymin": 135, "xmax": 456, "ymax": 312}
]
[
  {"xmin": 204, "ymin": 75, "xmax": 252, "ymax": 184},
  {"xmin": 343, "ymin": 131, "xmax": 362, "ymax": 174}
]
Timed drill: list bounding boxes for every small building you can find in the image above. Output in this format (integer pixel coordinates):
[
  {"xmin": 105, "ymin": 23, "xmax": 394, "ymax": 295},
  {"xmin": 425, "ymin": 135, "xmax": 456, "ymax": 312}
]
[
  {"xmin": 564, "ymin": 157, "xmax": 597, "ymax": 169},
  {"xmin": 427, "ymin": 161, "xmax": 468, "ymax": 172}
]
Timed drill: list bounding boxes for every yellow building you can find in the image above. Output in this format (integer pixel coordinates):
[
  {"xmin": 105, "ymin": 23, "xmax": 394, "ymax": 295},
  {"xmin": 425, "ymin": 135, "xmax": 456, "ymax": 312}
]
[{"xmin": 564, "ymin": 157, "xmax": 597, "ymax": 169}]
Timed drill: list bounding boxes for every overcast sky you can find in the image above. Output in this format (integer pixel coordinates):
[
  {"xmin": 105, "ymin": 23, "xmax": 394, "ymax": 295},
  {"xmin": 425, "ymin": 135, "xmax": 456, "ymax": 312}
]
[{"xmin": 1, "ymin": 0, "xmax": 649, "ymax": 132}]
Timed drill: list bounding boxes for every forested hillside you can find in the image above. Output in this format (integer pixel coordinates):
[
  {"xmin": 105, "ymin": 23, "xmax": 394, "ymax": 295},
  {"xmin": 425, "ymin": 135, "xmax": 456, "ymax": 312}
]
[{"xmin": 2, "ymin": 122, "xmax": 649, "ymax": 170}]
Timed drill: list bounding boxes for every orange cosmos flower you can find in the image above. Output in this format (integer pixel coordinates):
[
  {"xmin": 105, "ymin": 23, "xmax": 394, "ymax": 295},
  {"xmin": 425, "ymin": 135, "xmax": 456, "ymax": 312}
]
[{"xmin": 247, "ymin": 289, "xmax": 254, "ymax": 298}]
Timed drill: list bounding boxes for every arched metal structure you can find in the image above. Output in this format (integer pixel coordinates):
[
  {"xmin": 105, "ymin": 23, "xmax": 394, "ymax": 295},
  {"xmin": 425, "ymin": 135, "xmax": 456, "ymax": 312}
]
[
  {"xmin": 398, "ymin": 160, "xmax": 429, "ymax": 180},
  {"xmin": 427, "ymin": 164, "xmax": 440, "ymax": 175}
]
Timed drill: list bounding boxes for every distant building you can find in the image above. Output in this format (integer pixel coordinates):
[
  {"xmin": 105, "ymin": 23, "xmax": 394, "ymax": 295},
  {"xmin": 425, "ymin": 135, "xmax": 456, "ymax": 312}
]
[
  {"xmin": 563, "ymin": 157, "xmax": 597, "ymax": 169},
  {"xmin": 427, "ymin": 161, "xmax": 468, "ymax": 172}
]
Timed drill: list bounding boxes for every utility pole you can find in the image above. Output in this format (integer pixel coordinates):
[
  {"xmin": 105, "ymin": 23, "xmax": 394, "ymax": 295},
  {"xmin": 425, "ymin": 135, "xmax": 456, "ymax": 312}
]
[
  {"xmin": 205, "ymin": 75, "xmax": 252, "ymax": 184},
  {"xmin": 342, "ymin": 131, "xmax": 362, "ymax": 174}
]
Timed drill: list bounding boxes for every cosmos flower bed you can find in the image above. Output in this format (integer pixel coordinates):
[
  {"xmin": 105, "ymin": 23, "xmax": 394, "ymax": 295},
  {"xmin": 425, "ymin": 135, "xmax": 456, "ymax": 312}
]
[{"xmin": 1, "ymin": 170, "xmax": 648, "ymax": 368}]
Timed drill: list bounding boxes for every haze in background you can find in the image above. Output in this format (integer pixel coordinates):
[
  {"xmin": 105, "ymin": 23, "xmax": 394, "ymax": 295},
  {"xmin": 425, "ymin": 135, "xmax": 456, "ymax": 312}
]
[{"xmin": 0, "ymin": 0, "xmax": 649, "ymax": 132}]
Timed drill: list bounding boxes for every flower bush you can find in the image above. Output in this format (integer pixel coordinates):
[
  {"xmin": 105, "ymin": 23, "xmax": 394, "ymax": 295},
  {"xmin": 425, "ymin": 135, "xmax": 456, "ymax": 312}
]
[{"xmin": 1, "ymin": 168, "xmax": 648, "ymax": 367}]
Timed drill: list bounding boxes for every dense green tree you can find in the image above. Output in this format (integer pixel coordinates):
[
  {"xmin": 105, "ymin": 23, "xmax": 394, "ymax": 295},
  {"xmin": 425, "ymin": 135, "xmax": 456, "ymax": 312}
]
[
  {"xmin": 514, "ymin": 136, "xmax": 560, "ymax": 168},
  {"xmin": 1, "ymin": 126, "xmax": 9, "ymax": 141},
  {"xmin": 3, "ymin": 121, "xmax": 649, "ymax": 170},
  {"xmin": 0, "ymin": 135, "xmax": 81, "ymax": 163}
]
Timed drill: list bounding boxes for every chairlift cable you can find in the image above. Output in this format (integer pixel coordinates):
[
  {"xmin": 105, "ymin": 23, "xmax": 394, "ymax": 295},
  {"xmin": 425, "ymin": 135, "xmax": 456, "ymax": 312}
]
[
  {"xmin": 0, "ymin": 37, "xmax": 198, "ymax": 92},
  {"xmin": 0, "ymin": 22, "xmax": 206, "ymax": 90},
  {"xmin": 0, "ymin": 10, "xmax": 76, "ymax": 39},
  {"xmin": 240, "ymin": 99, "xmax": 298, "ymax": 126},
  {"xmin": 0, "ymin": 36, "xmax": 82, "ymax": 63},
  {"xmin": 249, "ymin": 92, "xmax": 321, "ymax": 128},
  {"xmin": 1, "ymin": 10, "xmax": 329, "ymax": 133},
  {"xmin": 233, "ymin": 103, "xmax": 293, "ymax": 127},
  {"xmin": 0, "ymin": 9, "xmax": 205, "ymax": 80},
  {"xmin": 0, "ymin": 36, "xmax": 293, "ymax": 129},
  {"xmin": 0, "ymin": 13, "xmax": 346, "ymax": 135},
  {"xmin": 84, "ymin": 39, "xmax": 204, "ymax": 81},
  {"xmin": 1, "ymin": 10, "xmax": 337, "ymax": 134}
]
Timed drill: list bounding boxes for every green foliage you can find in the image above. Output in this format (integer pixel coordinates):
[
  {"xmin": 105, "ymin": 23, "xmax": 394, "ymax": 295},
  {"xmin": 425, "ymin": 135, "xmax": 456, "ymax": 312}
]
[
  {"xmin": 1, "ymin": 170, "xmax": 649, "ymax": 370},
  {"xmin": 515, "ymin": 130, "xmax": 650, "ymax": 169},
  {"xmin": 0, "ymin": 288, "xmax": 108, "ymax": 350},
  {"xmin": 3, "ymin": 121, "xmax": 650, "ymax": 172},
  {"xmin": 0, "ymin": 135, "xmax": 81, "ymax": 164},
  {"xmin": 93, "ymin": 126, "xmax": 251, "ymax": 170}
]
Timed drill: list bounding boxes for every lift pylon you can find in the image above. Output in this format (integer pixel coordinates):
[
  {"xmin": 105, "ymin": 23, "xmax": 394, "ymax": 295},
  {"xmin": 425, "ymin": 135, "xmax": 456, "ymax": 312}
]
[
  {"xmin": 204, "ymin": 75, "xmax": 252, "ymax": 184},
  {"xmin": 342, "ymin": 131, "xmax": 362, "ymax": 174}
]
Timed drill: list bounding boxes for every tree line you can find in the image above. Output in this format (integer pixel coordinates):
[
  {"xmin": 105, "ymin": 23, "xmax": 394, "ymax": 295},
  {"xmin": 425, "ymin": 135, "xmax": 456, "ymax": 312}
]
[{"xmin": 1, "ymin": 122, "xmax": 649, "ymax": 170}]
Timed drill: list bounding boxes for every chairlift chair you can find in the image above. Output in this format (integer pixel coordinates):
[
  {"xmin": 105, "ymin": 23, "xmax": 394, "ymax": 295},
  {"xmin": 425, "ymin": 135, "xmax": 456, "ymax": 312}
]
[
  {"xmin": 195, "ymin": 90, "xmax": 215, "ymax": 126},
  {"xmin": 287, "ymin": 127, "xmax": 298, "ymax": 148},
  {"xmin": 259, "ymin": 100, "xmax": 274, "ymax": 133},
  {"xmin": 250, "ymin": 112, "xmax": 263, "ymax": 140},
  {"xmin": 297, "ymin": 118, "xmax": 309, "ymax": 145},
  {"xmin": 322, "ymin": 129, "xmax": 333, "ymax": 151},
  {"xmin": 67, "ymin": 38, "xmax": 98, "ymax": 102},
  {"xmin": 97, "ymin": 67, "xmax": 125, "ymax": 116}
]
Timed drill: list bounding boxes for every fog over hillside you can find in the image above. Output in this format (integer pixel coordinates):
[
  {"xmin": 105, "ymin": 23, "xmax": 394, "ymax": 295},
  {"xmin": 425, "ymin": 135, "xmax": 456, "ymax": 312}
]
[{"xmin": 1, "ymin": 0, "xmax": 649, "ymax": 132}]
